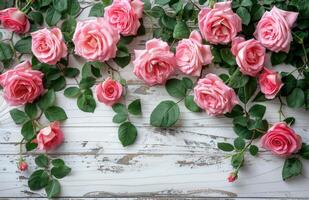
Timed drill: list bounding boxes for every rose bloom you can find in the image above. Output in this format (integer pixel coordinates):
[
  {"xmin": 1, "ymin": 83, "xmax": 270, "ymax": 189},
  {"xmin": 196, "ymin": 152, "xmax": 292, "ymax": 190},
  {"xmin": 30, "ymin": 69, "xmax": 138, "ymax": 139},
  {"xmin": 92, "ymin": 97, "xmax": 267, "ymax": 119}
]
[
  {"xmin": 104, "ymin": 0, "xmax": 144, "ymax": 36},
  {"xmin": 259, "ymin": 67, "xmax": 283, "ymax": 99},
  {"xmin": 0, "ymin": 8, "xmax": 30, "ymax": 34},
  {"xmin": 0, "ymin": 61, "xmax": 44, "ymax": 106},
  {"xmin": 96, "ymin": 78, "xmax": 123, "ymax": 106},
  {"xmin": 73, "ymin": 18, "xmax": 120, "ymax": 62},
  {"xmin": 133, "ymin": 38, "xmax": 175, "ymax": 86},
  {"xmin": 198, "ymin": 1, "xmax": 242, "ymax": 44},
  {"xmin": 194, "ymin": 73, "xmax": 238, "ymax": 116},
  {"xmin": 175, "ymin": 30, "xmax": 212, "ymax": 76},
  {"xmin": 231, "ymin": 37, "xmax": 265, "ymax": 77},
  {"xmin": 31, "ymin": 28, "xmax": 68, "ymax": 65},
  {"xmin": 260, "ymin": 122, "xmax": 302, "ymax": 157},
  {"xmin": 254, "ymin": 6, "xmax": 298, "ymax": 53},
  {"xmin": 37, "ymin": 121, "xmax": 64, "ymax": 150}
]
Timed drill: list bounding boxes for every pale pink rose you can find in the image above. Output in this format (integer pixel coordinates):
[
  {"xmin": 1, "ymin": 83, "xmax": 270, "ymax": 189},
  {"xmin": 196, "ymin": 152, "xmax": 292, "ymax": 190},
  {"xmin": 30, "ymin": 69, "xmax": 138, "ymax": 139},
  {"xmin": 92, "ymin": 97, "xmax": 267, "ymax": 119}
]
[
  {"xmin": 31, "ymin": 28, "xmax": 68, "ymax": 65},
  {"xmin": 0, "ymin": 8, "xmax": 30, "ymax": 34},
  {"xmin": 0, "ymin": 61, "xmax": 44, "ymax": 106},
  {"xmin": 96, "ymin": 78, "xmax": 123, "ymax": 106},
  {"xmin": 104, "ymin": 0, "xmax": 144, "ymax": 36},
  {"xmin": 194, "ymin": 73, "xmax": 238, "ymax": 116},
  {"xmin": 73, "ymin": 18, "xmax": 120, "ymax": 62},
  {"xmin": 231, "ymin": 37, "xmax": 265, "ymax": 77},
  {"xmin": 175, "ymin": 30, "xmax": 212, "ymax": 76},
  {"xmin": 259, "ymin": 67, "xmax": 283, "ymax": 99},
  {"xmin": 260, "ymin": 122, "xmax": 302, "ymax": 157},
  {"xmin": 198, "ymin": 1, "xmax": 242, "ymax": 44},
  {"xmin": 37, "ymin": 121, "xmax": 64, "ymax": 150},
  {"xmin": 133, "ymin": 38, "xmax": 175, "ymax": 86},
  {"xmin": 254, "ymin": 6, "xmax": 298, "ymax": 53}
]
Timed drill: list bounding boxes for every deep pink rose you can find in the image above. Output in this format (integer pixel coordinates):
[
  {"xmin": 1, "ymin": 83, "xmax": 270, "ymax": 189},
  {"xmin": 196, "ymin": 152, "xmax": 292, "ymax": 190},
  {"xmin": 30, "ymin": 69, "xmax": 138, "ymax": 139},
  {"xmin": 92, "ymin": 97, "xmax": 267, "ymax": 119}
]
[
  {"xmin": 198, "ymin": 1, "xmax": 242, "ymax": 44},
  {"xmin": 96, "ymin": 77, "xmax": 123, "ymax": 106},
  {"xmin": 31, "ymin": 28, "xmax": 68, "ymax": 65},
  {"xmin": 18, "ymin": 161, "xmax": 28, "ymax": 171},
  {"xmin": 73, "ymin": 18, "xmax": 120, "ymax": 62},
  {"xmin": 254, "ymin": 6, "xmax": 298, "ymax": 53},
  {"xmin": 260, "ymin": 122, "xmax": 302, "ymax": 157},
  {"xmin": 37, "ymin": 121, "xmax": 64, "ymax": 150},
  {"xmin": 0, "ymin": 61, "xmax": 44, "ymax": 106},
  {"xmin": 231, "ymin": 37, "xmax": 265, "ymax": 77},
  {"xmin": 259, "ymin": 67, "xmax": 283, "ymax": 99},
  {"xmin": 194, "ymin": 73, "xmax": 238, "ymax": 116},
  {"xmin": 175, "ymin": 30, "xmax": 212, "ymax": 76},
  {"xmin": 0, "ymin": 8, "xmax": 30, "ymax": 34},
  {"xmin": 133, "ymin": 38, "xmax": 175, "ymax": 86},
  {"xmin": 104, "ymin": 0, "xmax": 144, "ymax": 36}
]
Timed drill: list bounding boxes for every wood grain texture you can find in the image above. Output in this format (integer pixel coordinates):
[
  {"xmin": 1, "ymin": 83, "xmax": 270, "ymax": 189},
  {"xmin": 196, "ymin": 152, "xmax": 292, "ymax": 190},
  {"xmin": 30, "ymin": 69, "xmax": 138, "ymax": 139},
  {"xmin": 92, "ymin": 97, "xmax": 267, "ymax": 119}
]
[{"xmin": 1, "ymin": 1, "xmax": 309, "ymax": 199}]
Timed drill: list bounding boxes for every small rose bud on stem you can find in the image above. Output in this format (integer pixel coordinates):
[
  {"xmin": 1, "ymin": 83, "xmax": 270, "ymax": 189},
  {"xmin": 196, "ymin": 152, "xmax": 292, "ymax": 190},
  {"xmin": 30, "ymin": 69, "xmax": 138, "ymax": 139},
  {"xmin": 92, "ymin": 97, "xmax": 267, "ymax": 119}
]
[
  {"xmin": 18, "ymin": 159, "xmax": 28, "ymax": 171},
  {"xmin": 227, "ymin": 171, "xmax": 238, "ymax": 182}
]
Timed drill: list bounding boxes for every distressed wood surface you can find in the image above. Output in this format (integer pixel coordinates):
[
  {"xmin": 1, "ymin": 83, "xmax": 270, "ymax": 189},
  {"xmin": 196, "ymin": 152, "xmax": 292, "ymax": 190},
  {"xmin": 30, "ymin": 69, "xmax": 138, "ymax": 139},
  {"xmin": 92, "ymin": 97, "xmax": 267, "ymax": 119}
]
[{"xmin": 1, "ymin": 1, "xmax": 309, "ymax": 199}]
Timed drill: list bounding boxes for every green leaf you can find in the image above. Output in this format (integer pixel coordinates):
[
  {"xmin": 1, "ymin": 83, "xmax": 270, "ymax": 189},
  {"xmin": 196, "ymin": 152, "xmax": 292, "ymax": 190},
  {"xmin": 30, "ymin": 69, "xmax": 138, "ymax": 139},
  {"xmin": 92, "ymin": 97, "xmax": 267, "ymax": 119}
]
[
  {"xmin": 118, "ymin": 122, "xmax": 138, "ymax": 146},
  {"xmin": 173, "ymin": 21, "xmax": 190, "ymax": 39},
  {"xmin": 38, "ymin": 89, "xmax": 56, "ymax": 110},
  {"xmin": 10, "ymin": 109, "xmax": 28, "ymax": 124},
  {"xmin": 63, "ymin": 67, "xmax": 79, "ymax": 78},
  {"xmin": 182, "ymin": 77, "xmax": 193, "ymax": 89},
  {"xmin": 113, "ymin": 45, "xmax": 131, "ymax": 68},
  {"xmin": 299, "ymin": 144, "xmax": 309, "ymax": 159},
  {"xmin": 44, "ymin": 106, "xmax": 68, "ymax": 122},
  {"xmin": 51, "ymin": 165, "xmax": 71, "ymax": 179},
  {"xmin": 45, "ymin": 179, "xmax": 61, "ymax": 198},
  {"xmin": 112, "ymin": 103, "xmax": 127, "ymax": 114},
  {"xmin": 148, "ymin": 6, "xmax": 165, "ymax": 17},
  {"xmin": 25, "ymin": 103, "xmax": 38, "ymax": 119},
  {"xmin": 26, "ymin": 141, "xmax": 38, "ymax": 151},
  {"xmin": 113, "ymin": 113, "xmax": 128, "ymax": 123},
  {"xmin": 35, "ymin": 154, "xmax": 49, "ymax": 168},
  {"xmin": 284, "ymin": 117, "xmax": 296, "ymax": 126},
  {"xmin": 14, "ymin": 37, "xmax": 32, "ymax": 53},
  {"xmin": 225, "ymin": 105, "xmax": 244, "ymax": 118},
  {"xmin": 52, "ymin": 159, "xmax": 65, "ymax": 167},
  {"xmin": 271, "ymin": 52, "xmax": 287, "ymax": 65},
  {"xmin": 79, "ymin": 77, "xmax": 96, "ymax": 89},
  {"xmin": 28, "ymin": 170, "xmax": 49, "ymax": 190},
  {"xmin": 234, "ymin": 137, "xmax": 245, "ymax": 150},
  {"xmin": 281, "ymin": 74, "xmax": 297, "ymax": 96},
  {"xmin": 21, "ymin": 121, "xmax": 36, "ymax": 141},
  {"xmin": 217, "ymin": 142, "xmax": 234, "ymax": 152},
  {"xmin": 165, "ymin": 78, "xmax": 187, "ymax": 98},
  {"xmin": 0, "ymin": 41, "xmax": 13, "ymax": 61},
  {"xmin": 287, "ymin": 88, "xmax": 305, "ymax": 108},
  {"xmin": 45, "ymin": 7, "xmax": 61, "ymax": 26},
  {"xmin": 53, "ymin": 0, "xmax": 68, "ymax": 12},
  {"xmin": 220, "ymin": 48, "xmax": 236, "ymax": 66},
  {"xmin": 236, "ymin": 7, "xmax": 251, "ymax": 25},
  {"xmin": 248, "ymin": 104, "xmax": 266, "ymax": 119},
  {"xmin": 77, "ymin": 94, "xmax": 96, "ymax": 113},
  {"xmin": 238, "ymin": 77, "xmax": 257, "ymax": 103},
  {"xmin": 184, "ymin": 95, "xmax": 201, "ymax": 112},
  {"xmin": 251, "ymin": 5, "xmax": 265, "ymax": 21},
  {"xmin": 67, "ymin": 0, "xmax": 80, "ymax": 16},
  {"xmin": 89, "ymin": 3, "xmax": 104, "ymax": 17},
  {"xmin": 64, "ymin": 87, "xmax": 81, "ymax": 98},
  {"xmin": 249, "ymin": 145, "xmax": 259, "ymax": 156},
  {"xmin": 128, "ymin": 99, "xmax": 142, "ymax": 115},
  {"xmin": 228, "ymin": 68, "xmax": 249, "ymax": 88},
  {"xmin": 231, "ymin": 153, "xmax": 244, "ymax": 168},
  {"xmin": 241, "ymin": 0, "xmax": 252, "ymax": 7},
  {"xmin": 150, "ymin": 100, "xmax": 180, "ymax": 128},
  {"xmin": 282, "ymin": 157, "xmax": 302, "ymax": 181},
  {"xmin": 51, "ymin": 76, "xmax": 66, "ymax": 91},
  {"xmin": 155, "ymin": 0, "xmax": 170, "ymax": 5}
]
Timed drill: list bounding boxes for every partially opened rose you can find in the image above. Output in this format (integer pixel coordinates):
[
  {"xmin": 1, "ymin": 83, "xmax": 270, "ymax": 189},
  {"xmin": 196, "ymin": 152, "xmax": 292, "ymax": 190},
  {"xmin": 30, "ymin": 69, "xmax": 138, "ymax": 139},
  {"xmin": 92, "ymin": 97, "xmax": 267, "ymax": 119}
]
[
  {"xmin": 175, "ymin": 30, "xmax": 212, "ymax": 76},
  {"xmin": 198, "ymin": 1, "xmax": 242, "ymax": 44},
  {"xmin": 0, "ymin": 8, "xmax": 30, "ymax": 34},
  {"xmin": 194, "ymin": 73, "xmax": 238, "ymax": 116},
  {"xmin": 104, "ymin": 0, "xmax": 144, "ymax": 36},
  {"xmin": 37, "ymin": 121, "xmax": 64, "ymax": 150},
  {"xmin": 73, "ymin": 18, "xmax": 120, "ymax": 62},
  {"xmin": 31, "ymin": 28, "xmax": 68, "ymax": 65},
  {"xmin": 133, "ymin": 38, "xmax": 175, "ymax": 86},
  {"xmin": 96, "ymin": 78, "xmax": 123, "ymax": 106},
  {"xmin": 0, "ymin": 61, "xmax": 44, "ymax": 106},
  {"xmin": 254, "ymin": 6, "xmax": 298, "ymax": 53},
  {"xmin": 259, "ymin": 67, "xmax": 283, "ymax": 99}
]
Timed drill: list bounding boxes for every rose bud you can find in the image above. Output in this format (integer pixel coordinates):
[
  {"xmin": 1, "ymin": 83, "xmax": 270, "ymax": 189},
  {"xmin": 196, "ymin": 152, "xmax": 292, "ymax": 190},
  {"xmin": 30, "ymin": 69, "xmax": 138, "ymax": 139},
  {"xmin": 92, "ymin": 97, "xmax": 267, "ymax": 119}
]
[
  {"xmin": 227, "ymin": 172, "xmax": 238, "ymax": 182},
  {"xmin": 18, "ymin": 160, "xmax": 28, "ymax": 171}
]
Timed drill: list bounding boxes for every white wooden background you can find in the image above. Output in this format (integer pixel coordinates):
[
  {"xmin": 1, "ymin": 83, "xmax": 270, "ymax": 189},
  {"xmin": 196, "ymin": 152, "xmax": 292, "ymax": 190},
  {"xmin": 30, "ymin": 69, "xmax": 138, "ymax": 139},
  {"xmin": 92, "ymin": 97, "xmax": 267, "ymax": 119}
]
[{"xmin": 1, "ymin": 0, "xmax": 309, "ymax": 199}]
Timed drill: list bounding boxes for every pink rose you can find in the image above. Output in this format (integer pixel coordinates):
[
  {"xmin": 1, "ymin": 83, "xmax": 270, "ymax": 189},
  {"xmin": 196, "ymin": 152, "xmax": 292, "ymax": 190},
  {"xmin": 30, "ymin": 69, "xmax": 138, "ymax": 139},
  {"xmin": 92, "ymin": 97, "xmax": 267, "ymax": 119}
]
[
  {"xmin": 133, "ymin": 38, "xmax": 175, "ymax": 86},
  {"xmin": 194, "ymin": 73, "xmax": 238, "ymax": 116},
  {"xmin": 175, "ymin": 30, "xmax": 212, "ymax": 76},
  {"xmin": 73, "ymin": 18, "xmax": 120, "ymax": 62},
  {"xmin": 0, "ymin": 61, "xmax": 44, "ymax": 106},
  {"xmin": 198, "ymin": 1, "xmax": 242, "ymax": 44},
  {"xmin": 259, "ymin": 67, "xmax": 283, "ymax": 99},
  {"xmin": 104, "ymin": 0, "xmax": 144, "ymax": 36},
  {"xmin": 0, "ymin": 8, "xmax": 30, "ymax": 34},
  {"xmin": 37, "ymin": 121, "xmax": 64, "ymax": 150},
  {"xmin": 96, "ymin": 78, "xmax": 123, "ymax": 106},
  {"xmin": 231, "ymin": 37, "xmax": 265, "ymax": 77},
  {"xmin": 254, "ymin": 6, "xmax": 298, "ymax": 53},
  {"xmin": 260, "ymin": 122, "xmax": 302, "ymax": 157},
  {"xmin": 31, "ymin": 28, "xmax": 68, "ymax": 65}
]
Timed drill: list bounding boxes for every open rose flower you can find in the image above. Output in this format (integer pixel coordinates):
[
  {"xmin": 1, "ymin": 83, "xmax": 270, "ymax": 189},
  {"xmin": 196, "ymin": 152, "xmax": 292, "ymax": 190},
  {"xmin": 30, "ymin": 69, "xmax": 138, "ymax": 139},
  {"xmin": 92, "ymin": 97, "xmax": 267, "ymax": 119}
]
[
  {"xmin": 198, "ymin": 1, "xmax": 242, "ymax": 44},
  {"xmin": 133, "ymin": 38, "xmax": 175, "ymax": 86},
  {"xmin": 36, "ymin": 121, "xmax": 64, "ymax": 150},
  {"xmin": 254, "ymin": 6, "xmax": 298, "ymax": 53},
  {"xmin": 0, "ymin": 8, "xmax": 30, "ymax": 34},
  {"xmin": 259, "ymin": 67, "xmax": 283, "ymax": 99},
  {"xmin": 231, "ymin": 37, "xmax": 265, "ymax": 77},
  {"xmin": 31, "ymin": 28, "xmax": 67, "ymax": 65},
  {"xmin": 0, "ymin": 61, "xmax": 44, "ymax": 106},
  {"xmin": 260, "ymin": 122, "xmax": 302, "ymax": 157},
  {"xmin": 104, "ymin": 0, "xmax": 144, "ymax": 36},
  {"xmin": 96, "ymin": 78, "xmax": 123, "ymax": 106},
  {"xmin": 175, "ymin": 30, "xmax": 212, "ymax": 76},
  {"xmin": 194, "ymin": 73, "xmax": 238, "ymax": 116},
  {"xmin": 73, "ymin": 18, "xmax": 120, "ymax": 62}
]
